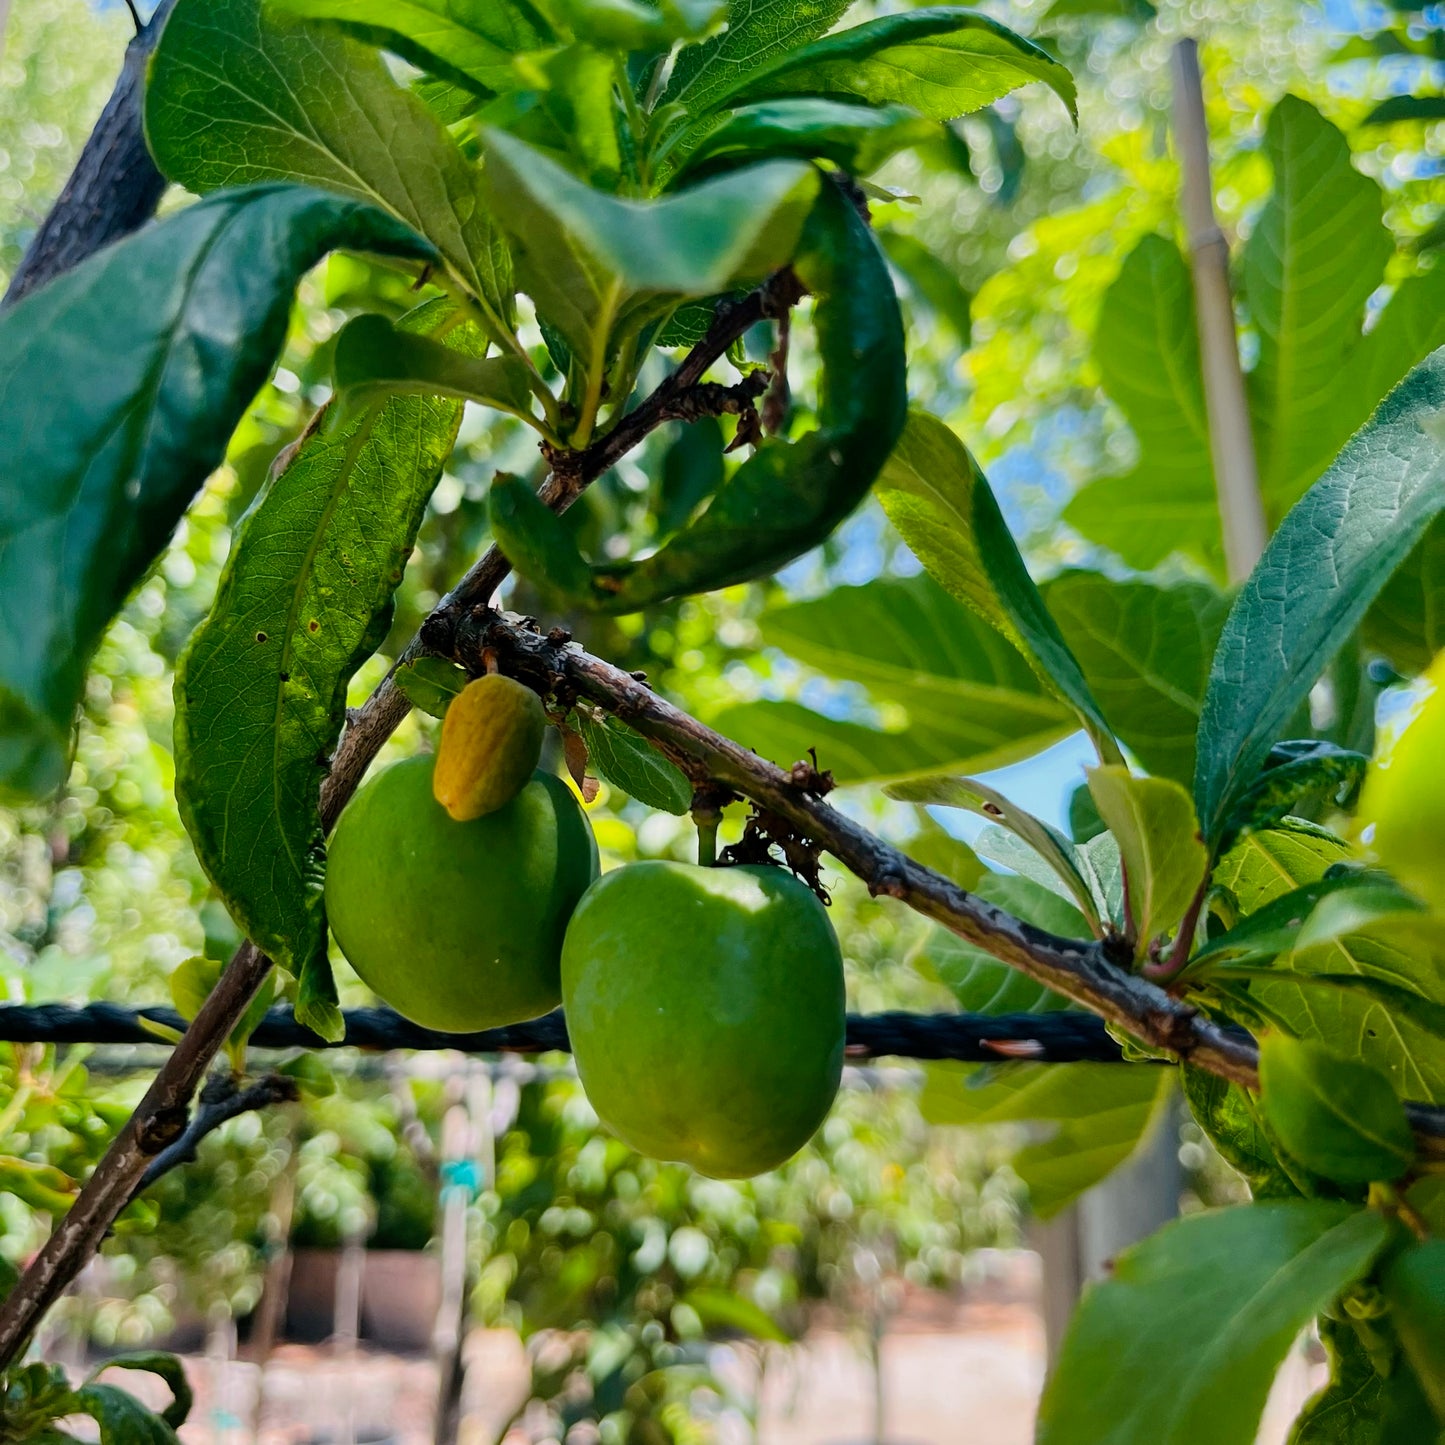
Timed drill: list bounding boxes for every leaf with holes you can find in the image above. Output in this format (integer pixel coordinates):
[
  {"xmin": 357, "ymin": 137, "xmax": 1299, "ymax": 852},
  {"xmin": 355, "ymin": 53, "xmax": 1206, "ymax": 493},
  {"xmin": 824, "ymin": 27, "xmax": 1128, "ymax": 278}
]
[{"xmin": 174, "ymin": 300, "xmax": 470, "ymax": 1039}]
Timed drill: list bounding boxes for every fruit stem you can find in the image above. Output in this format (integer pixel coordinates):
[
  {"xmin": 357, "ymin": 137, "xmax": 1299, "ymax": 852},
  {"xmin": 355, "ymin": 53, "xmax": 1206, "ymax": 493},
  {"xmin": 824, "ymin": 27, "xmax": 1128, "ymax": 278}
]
[{"xmin": 694, "ymin": 811, "xmax": 720, "ymax": 867}]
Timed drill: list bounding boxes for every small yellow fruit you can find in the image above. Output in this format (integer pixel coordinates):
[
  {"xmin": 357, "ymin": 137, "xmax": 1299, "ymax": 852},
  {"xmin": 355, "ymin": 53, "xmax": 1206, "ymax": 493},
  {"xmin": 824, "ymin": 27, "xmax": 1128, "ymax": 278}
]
[
  {"xmin": 433, "ymin": 673, "xmax": 546, "ymax": 821},
  {"xmin": 1357, "ymin": 650, "xmax": 1445, "ymax": 910}
]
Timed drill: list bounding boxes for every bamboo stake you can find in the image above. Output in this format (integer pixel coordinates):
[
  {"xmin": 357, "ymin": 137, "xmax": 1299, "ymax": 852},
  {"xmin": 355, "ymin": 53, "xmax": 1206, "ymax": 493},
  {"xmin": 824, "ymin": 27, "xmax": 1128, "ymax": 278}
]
[{"xmin": 1171, "ymin": 38, "xmax": 1269, "ymax": 584}]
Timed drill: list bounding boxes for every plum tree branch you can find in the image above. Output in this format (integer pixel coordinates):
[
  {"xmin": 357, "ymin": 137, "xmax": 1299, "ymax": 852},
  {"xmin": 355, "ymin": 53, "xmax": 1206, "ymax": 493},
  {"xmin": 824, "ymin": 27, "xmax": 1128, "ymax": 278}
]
[
  {"xmin": 1, "ymin": 0, "xmax": 177, "ymax": 307},
  {"xmin": 438, "ymin": 609, "xmax": 1445, "ymax": 1147},
  {"xmin": 0, "ymin": 270, "xmax": 807, "ymax": 1368}
]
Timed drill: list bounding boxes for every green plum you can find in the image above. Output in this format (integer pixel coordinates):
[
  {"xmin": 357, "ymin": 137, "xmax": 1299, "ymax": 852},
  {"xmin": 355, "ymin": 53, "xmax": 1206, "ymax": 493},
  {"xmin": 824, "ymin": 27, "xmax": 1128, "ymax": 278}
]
[
  {"xmin": 561, "ymin": 860, "xmax": 845, "ymax": 1178},
  {"xmin": 327, "ymin": 756, "xmax": 598, "ymax": 1031}
]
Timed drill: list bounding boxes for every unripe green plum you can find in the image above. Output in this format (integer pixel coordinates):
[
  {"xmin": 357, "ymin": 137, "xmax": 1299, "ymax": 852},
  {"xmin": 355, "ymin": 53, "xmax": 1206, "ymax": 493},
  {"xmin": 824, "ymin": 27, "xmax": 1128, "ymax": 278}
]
[
  {"xmin": 561, "ymin": 860, "xmax": 845, "ymax": 1178},
  {"xmin": 327, "ymin": 757, "xmax": 598, "ymax": 1031}
]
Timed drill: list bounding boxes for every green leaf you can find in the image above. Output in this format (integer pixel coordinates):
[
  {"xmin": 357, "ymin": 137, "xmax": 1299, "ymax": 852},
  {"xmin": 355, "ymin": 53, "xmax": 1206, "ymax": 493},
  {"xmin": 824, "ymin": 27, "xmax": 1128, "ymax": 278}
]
[
  {"xmin": 332, "ymin": 313, "xmax": 540, "ymax": 426},
  {"xmin": 556, "ymin": 0, "xmax": 725, "ymax": 51},
  {"xmin": 1043, "ymin": 572, "xmax": 1227, "ymax": 789},
  {"xmin": 722, "ymin": 8, "xmax": 1077, "ymax": 123},
  {"xmin": 146, "ymin": 0, "xmax": 510, "ymax": 324},
  {"xmin": 714, "ymin": 574, "xmax": 1072, "ymax": 782},
  {"xmin": 887, "ymin": 773, "xmax": 1103, "ymax": 934},
  {"xmin": 173, "ymin": 299, "xmax": 468, "ymax": 1043},
  {"xmin": 269, "ymin": 0, "xmax": 551, "ymax": 94},
  {"xmin": 1362, "ymin": 512, "xmax": 1445, "ymax": 675},
  {"xmin": 1364, "ymin": 94, "xmax": 1445, "ymax": 125},
  {"xmin": 85, "ymin": 1355, "xmax": 192, "ymax": 1430},
  {"xmin": 1193, "ymin": 346, "xmax": 1445, "ymax": 848},
  {"xmin": 683, "ymin": 1287, "xmax": 792, "ymax": 1343},
  {"xmin": 1211, "ymin": 825, "xmax": 1445, "ymax": 1103},
  {"xmin": 483, "ymin": 127, "xmax": 816, "ymax": 360},
  {"xmin": 1086, "ymin": 766, "xmax": 1207, "ymax": 955},
  {"xmin": 521, "ymin": 43, "xmax": 625, "ymax": 186},
  {"xmin": 919, "ymin": 871, "xmax": 1163, "ymax": 1214},
  {"xmin": 1258, "ymin": 1033, "xmax": 1415, "ymax": 1185},
  {"xmin": 1181, "ymin": 1066, "xmax": 1301, "ymax": 1200},
  {"xmin": 1062, "ymin": 234, "xmax": 1218, "ymax": 571},
  {"xmin": 70, "ymin": 1383, "xmax": 181, "ymax": 1445},
  {"xmin": 659, "ymin": 0, "xmax": 855, "ymax": 120},
  {"xmin": 0, "ymin": 185, "xmax": 429, "ymax": 803},
  {"xmin": 923, "ymin": 1059, "xmax": 1171, "ymax": 1217},
  {"xmin": 901, "ymin": 818, "xmax": 986, "ymax": 888},
  {"xmin": 576, "ymin": 712, "xmax": 692, "ymax": 813},
  {"xmin": 1381, "ymin": 1240, "xmax": 1445, "ymax": 1420},
  {"xmin": 394, "ymin": 657, "xmax": 471, "ymax": 718},
  {"xmin": 493, "ymin": 178, "xmax": 905, "ymax": 608},
  {"xmin": 1037, "ymin": 1202, "xmax": 1393, "ymax": 1445},
  {"xmin": 879, "ymin": 230, "xmax": 972, "ymax": 349},
  {"xmin": 677, "ymin": 99, "xmax": 937, "ymax": 179},
  {"xmin": 1244, "ymin": 97, "xmax": 1393, "ymax": 514},
  {"xmin": 1218, "ymin": 741, "xmax": 1369, "ymax": 855},
  {"xmin": 0, "ymin": 1157, "xmax": 79, "ymax": 1214},
  {"xmin": 1189, "ymin": 874, "xmax": 1420, "ymax": 972},
  {"xmin": 876, "ymin": 411, "xmax": 1121, "ymax": 764},
  {"xmin": 1291, "ymin": 1316, "xmax": 1440, "ymax": 1444}
]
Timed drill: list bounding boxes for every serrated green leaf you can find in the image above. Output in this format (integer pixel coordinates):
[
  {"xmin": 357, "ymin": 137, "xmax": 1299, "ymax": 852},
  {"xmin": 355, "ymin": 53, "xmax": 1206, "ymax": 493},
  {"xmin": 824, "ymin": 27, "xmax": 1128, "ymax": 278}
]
[
  {"xmin": 1259, "ymin": 1033, "xmax": 1415, "ymax": 1185},
  {"xmin": 483, "ymin": 127, "xmax": 817, "ymax": 360},
  {"xmin": 889, "ymin": 773, "xmax": 1102, "ymax": 934},
  {"xmin": 394, "ymin": 657, "xmax": 471, "ymax": 718},
  {"xmin": 1086, "ymin": 766, "xmax": 1207, "ymax": 956},
  {"xmin": 1037, "ymin": 1202, "xmax": 1393, "ymax": 1445},
  {"xmin": 879, "ymin": 230, "xmax": 972, "ymax": 348},
  {"xmin": 269, "ymin": 0, "xmax": 552, "ymax": 94},
  {"xmin": 576, "ymin": 713, "xmax": 692, "ymax": 813},
  {"xmin": 333, "ymin": 313, "xmax": 540, "ymax": 427},
  {"xmin": 1194, "ymin": 347, "xmax": 1445, "ymax": 847},
  {"xmin": 722, "ymin": 8, "xmax": 1076, "ymax": 123},
  {"xmin": 146, "ymin": 0, "xmax": 511, "ymax": 325},
  {"xmin": 713, "ymin": 574, "xmax": 1072, "ymax": 782},
  {"xmin": 174, "ymin": 300, "xmax": 467, "ymax": 1040},
  {"xmin": 1043, "ymin": 572, "xmax": 1227, "ymax": 789},
  {"xmin": 876, "ymin": 411, "xmax": 1122, "ymax": 765},
  {"xmin": 677, "ymin": 99, "xmax": 937, "ymax": 180},
  {"xmin": 660, "ymin": 0, "xmax": 854, "ymax": 120},
  {"xmin": 0, "ymin": 185, "xmax": 430, "ymax": 802}
]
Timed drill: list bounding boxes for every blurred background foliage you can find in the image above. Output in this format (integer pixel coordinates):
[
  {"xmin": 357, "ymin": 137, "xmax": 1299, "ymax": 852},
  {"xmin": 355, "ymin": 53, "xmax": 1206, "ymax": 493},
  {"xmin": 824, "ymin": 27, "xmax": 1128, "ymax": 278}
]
[{"xmin": 0, "ymin": 0, "xmax": 1438, "ymax": 1435}]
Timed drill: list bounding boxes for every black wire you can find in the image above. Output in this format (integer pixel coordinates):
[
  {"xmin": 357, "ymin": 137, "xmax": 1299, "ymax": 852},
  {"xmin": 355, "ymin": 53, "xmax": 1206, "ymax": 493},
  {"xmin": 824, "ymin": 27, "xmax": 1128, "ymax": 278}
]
[{"xmin": 0, "ymin": 1003, "xmax": 1128, "ymax": 1064}]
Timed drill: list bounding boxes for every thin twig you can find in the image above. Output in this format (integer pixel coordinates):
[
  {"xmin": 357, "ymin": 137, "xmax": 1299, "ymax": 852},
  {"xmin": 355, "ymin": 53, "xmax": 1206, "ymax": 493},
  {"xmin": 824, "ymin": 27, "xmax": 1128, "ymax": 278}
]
[{"xmin": 133, "ymin": 1072, "xmax": 299, "ymax": 1196}]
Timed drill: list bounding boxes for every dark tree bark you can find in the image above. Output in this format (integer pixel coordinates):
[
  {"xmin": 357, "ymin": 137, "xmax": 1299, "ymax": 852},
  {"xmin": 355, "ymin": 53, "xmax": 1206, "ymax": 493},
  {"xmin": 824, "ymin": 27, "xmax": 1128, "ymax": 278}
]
[{"xmin": 2, "ymin": 0, "xmax": 176, "ymax": 307}]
